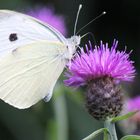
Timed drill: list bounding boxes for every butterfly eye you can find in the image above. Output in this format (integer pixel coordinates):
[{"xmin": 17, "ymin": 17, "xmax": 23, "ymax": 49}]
[{"xmin": 9, "ymin": 33, "xmax": 18, "ymax": 42}]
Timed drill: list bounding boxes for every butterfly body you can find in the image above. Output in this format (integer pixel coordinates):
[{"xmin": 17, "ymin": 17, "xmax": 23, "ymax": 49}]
[{"xmin": 0, "ymin": 10, "xmax": 81, "ymax": 109}]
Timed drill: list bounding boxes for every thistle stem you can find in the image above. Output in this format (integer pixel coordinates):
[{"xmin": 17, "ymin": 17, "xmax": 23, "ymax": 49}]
[
  {"xmin": 104, "ymin": 119, "xmax": 118, "ymax": 140},
  {"xmin": 53, "ymin": 94, "xmax": 68, "ymax": 140}
]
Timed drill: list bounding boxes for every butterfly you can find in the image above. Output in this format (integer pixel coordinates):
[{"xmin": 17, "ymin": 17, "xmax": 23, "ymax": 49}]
[{"xmin": 0, "ymin": 5, "xmax": 82, "ymax": 109}]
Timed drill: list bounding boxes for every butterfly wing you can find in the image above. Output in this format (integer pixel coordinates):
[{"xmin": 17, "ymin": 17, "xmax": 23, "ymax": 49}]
[
  {"xmin": 0, "ymin": 41, "xmax": 67, "ymax": 109},
  {"xmin": 0, "ymin": 10, "xmax": 69, "ymax": 108},
  {"xmin": 0, "ymin": 10, "xmax": 67, "ymax": 56}
]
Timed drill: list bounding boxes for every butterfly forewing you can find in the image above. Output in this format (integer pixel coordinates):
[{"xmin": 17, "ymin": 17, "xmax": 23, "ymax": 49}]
[{"xmin": 0, "ymin": 10, "xmax": 67, "ymax": 56}]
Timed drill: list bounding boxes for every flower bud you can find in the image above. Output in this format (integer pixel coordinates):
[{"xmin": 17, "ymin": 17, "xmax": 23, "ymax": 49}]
[{"xmin": 86, "ymin": 76, "xmax": 123, "ymax": 120}]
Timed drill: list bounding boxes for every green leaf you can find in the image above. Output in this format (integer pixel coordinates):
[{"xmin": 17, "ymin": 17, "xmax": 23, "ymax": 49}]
[
  {"xmin": 103, "ymin": 129, "xmax": 109, "ymax": 140},
  {"xmin": 120, "ymin": 135, "xmax": 140, "ymax": 140},
  {"xmin": 111, "ymin": 111, "xmax": 139, "ymax": 123},
  {"xmin": 82, "ymin": 128, "xmax": 109, "ymax": 140}
]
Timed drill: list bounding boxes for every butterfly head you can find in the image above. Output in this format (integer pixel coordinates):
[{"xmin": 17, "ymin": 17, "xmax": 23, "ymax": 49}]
[
  {"xmin": 65, "ymin": 35, "xmax": 81, "ymax": 60},
  {"xmin": 63, "ymin": 5, "xmax": 81, "ymax": 61},
  {"xmin": 69, "ymin": 35, "xmax": 81, "ymax": 46}
]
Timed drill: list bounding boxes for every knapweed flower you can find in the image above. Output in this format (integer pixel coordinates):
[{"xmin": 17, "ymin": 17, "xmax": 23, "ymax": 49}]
[
  {"xmin": 126, "ymin": 96, "xmax": 140, "ymax": 122},
  {"xmin": 27, "ymin": 7, "xmax": 67, "ymax": 35},
  {"xmin": 120, "ymin": 97, "xmax": 140, "ymax": 134},
  {"xmin": 65, "ymin": 40, "xmax": 135, "ymax": 120}
]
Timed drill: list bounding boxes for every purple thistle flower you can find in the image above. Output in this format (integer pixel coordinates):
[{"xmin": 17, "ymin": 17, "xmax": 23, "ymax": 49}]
[
  {"xmin": 65, "ymin": 40, "xmax": 135, "ymax": 87},
  {"xmin": 120, "ymin": 97, "xmax": 140, "ymax": 134},
  {"xmin": 127, "ymin": 96, "xmax": 140, "ymax": 112},
  {"xmin": 65, "ymin": 40, "xmax": 136, "ymax": 120},
  {"xmin": 27, "ymin": 7, "xmax": 67, "ymax": 36}
]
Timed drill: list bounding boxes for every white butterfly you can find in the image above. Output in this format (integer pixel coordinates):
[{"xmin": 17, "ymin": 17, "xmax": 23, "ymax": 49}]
[{"xmin": 0, "ymin": 6, "xmax": 82, "ymax": 109}]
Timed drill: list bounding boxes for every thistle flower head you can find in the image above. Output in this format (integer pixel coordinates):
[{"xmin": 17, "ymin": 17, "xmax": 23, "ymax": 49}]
[
  {"xmin": 120, "ymin": 97, "xmax": 140, "ymax": 135},
  {"xmin": 127, "ymin": 96, "xmax": 140, "ymax": 111},
  {"xmin": 65, "ymin": 40, "xmax": 135, "ymax": 87},
  {"xmin": 126, "ymin": 96, "xmax": 140, "ymax": 122},
  {"xmin": 27, "ymin": 7, "xmax": 67, "ymax": 35},
  {"xmin": 65, "ymin": 40, "xmax": 135, "ymax": 120}
]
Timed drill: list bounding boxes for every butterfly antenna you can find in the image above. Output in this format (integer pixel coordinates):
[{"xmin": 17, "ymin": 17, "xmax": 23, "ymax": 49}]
[
  {"xmin": 74, "ymin": 4, "xmax": 82, "ymax": 35},
  {"xmin": 76, "ymin": 11, "xmax": 106, "ymax": 35},
  {"xmin": 81, "ymin": 32, "xmax": 97, "ymax": 45}
]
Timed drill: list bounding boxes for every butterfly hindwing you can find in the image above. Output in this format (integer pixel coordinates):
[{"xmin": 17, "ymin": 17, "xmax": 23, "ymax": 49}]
[{"xmin": 0, "ymin": 41, "xmax": 67, "ymax": 109}]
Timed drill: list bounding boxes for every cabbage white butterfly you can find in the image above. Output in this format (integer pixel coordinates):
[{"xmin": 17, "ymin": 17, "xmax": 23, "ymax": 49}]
[{"xmin": 0, "ymin": 5, "xmax": 82, "ymax": 109}]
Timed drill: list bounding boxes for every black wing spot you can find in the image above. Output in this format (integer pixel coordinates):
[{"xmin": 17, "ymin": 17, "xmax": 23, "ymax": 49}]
[{"xmin": 9, "ymin": 33, "xmax": 18, "ymax": 42}]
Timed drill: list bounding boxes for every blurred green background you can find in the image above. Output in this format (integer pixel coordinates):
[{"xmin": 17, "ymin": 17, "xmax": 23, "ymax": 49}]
[{"xmin": 0, "ymin": 0, "xmax": 139, "ymax": 140}]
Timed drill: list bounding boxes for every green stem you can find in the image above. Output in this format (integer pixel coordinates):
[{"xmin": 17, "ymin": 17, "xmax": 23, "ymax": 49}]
[
  {"xmin": 104, "ymin": 119, "xmax": 118, "ymax": 140},
  {"xmin": 53, "ymin": 94, "xmax": 68, "ymax": 140}
]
